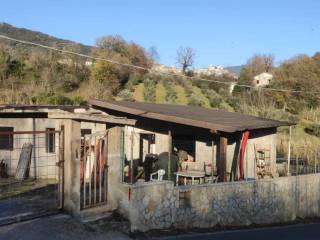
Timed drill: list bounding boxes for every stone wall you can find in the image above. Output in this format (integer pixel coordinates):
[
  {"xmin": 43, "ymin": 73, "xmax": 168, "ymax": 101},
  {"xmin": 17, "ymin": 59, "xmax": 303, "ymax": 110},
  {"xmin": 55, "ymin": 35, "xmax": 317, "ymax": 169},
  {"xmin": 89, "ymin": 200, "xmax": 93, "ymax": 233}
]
[{"xmin": 127, "ymin": 174, "xmax": 320, "ymax": 232}]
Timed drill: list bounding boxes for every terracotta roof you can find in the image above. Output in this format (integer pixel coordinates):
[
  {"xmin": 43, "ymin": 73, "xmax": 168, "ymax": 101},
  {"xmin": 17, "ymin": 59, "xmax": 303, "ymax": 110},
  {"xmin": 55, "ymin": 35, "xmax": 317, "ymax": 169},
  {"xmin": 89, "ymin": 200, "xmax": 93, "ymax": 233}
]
[{"xmin": 89, "ymin": 100, "xmax": 291, "ymax": 133}]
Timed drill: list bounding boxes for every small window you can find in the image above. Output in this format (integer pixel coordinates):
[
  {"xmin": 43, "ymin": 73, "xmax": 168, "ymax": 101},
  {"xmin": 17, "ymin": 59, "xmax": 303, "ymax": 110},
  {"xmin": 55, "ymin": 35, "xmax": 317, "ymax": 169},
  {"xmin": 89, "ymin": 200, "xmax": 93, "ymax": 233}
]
[
  {"xmin": 0, "ymin": 127, "xmax": 14, "ymax": 150},
  {"xmin": 81, "ymin": 129, "xmax": 92, "ymax": 137},
  {"xmin": 46, "ymin": 128, "xmax": 55, "ymax": 153},
  {"xmin": 81, "ymin": 129, "xmax": 92, "ymax": 146}
]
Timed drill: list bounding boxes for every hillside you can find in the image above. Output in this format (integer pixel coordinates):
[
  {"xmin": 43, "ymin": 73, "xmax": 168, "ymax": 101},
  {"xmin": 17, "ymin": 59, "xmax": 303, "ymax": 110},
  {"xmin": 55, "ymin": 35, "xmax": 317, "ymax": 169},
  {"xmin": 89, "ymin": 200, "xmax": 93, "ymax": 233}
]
[
  {"xmin": 225, "ymin": 65, "xmax": 243, "ymax": 76},
  {"xmin": 119, "ymin": 75, "xmax": 231, "ymax": 111},
  {"xmin": 0, "ymin": 22, "xmax": 92, "ymax": 55}
]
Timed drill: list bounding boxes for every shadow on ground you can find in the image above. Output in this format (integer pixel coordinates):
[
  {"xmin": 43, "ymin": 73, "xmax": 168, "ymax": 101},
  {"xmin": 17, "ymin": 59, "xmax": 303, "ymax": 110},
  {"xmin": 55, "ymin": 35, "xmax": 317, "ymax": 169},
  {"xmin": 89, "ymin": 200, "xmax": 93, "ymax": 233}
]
[{"xmin": 0, "ymin": 214, "xmax": 131, "ymax": 240}]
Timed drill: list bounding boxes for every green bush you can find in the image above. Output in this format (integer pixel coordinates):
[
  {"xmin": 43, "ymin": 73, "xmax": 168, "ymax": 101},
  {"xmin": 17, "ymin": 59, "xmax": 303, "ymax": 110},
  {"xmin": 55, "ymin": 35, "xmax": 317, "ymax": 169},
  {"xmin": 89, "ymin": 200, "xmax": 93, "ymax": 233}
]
[
  {"xmin": 31, "ymin": 92, "xmax": 85, "ymax": 105},
  {"xmin": 188, "ymin": 94, "xmax": 204, "ymax": 106},
  {"xmin": 143, "ymin": 78, "xmax": 156, "ymax": 102},
  {"xmin": 118, "ymin": 89, "xmax": 133, "ymax": 101},
  {"xmin": 165, "ymin": 83, "xmax": 177, "ymax": 103},
  {"xmin": 305, "ymin": 124, "xmax": 320, "ymax": 137}
]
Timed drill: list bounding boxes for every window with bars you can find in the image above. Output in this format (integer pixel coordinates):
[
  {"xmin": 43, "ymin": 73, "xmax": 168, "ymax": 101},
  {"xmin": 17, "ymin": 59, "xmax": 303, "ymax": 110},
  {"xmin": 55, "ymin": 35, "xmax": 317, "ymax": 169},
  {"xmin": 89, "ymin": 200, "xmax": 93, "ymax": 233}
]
[
  {"xmin": 45, "ymin": 128, "xmax": 55, "ymax": 153},
  {"xmin": 0, "ymin": 127, "xmax": 14, "ymax": 150}
]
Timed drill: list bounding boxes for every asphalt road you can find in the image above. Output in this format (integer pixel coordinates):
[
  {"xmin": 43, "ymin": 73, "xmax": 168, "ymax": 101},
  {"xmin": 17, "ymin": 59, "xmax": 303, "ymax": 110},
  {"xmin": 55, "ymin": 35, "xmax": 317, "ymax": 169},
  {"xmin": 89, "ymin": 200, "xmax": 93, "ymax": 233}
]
[
  {"xmin": 1, "ymin": 214, "xmax": 320, "ymax": 240},
  {"xmin": 161, "ymin": 223, "xmax": 320, "ymax": 240},
  {"xmin": 0, "ymin": 214, "xmax": 130, "ymax": 240}
]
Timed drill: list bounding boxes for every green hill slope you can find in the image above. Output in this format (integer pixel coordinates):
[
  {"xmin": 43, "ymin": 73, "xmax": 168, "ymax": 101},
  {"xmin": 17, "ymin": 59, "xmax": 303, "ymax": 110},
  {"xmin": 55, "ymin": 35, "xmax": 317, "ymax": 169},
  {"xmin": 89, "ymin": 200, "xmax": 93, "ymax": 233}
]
[{"xmin": 0, "ymin": 22, "xmax": 92, "ymax": 55}]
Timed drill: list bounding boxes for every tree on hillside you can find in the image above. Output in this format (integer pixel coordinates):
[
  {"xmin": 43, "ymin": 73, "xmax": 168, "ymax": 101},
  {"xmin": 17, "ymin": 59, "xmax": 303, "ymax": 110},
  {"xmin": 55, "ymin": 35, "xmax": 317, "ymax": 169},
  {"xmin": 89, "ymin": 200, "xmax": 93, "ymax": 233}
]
[
  {"xmin": 147, "ymin": 46, "xmax": 160, "ymax": 63},
  {"xmin": 95, "ymin": 35, "xmax": 152, "ymax": 69},
  {"xmin": 313, "ymin": 52, "xmax": 320, "ymax": 64},
  {"xmin": 247, "ymin": 54, "xmax": 274, "ymax": 73},
  {"xmin": 94, "ymin": 35, "xmax": 153, "ymax": 89},
  {"xmin": 96, "ymin": 35, "xmax": 129, "ymax": 56},
  {"xmin": 0, "ymin": 44, "xmax": 9, "ymax": 82},
  {"xmin": 91, "ymin": 60, "xmax": 120, "ymax": 98},
  {"xmin": 176, "ymin": 47, "xmax": 195, "ymax": 74},
  {"xmin": 270, "ymin": 55, "xmax": 320, "ymax": 112},
  {"xmin": 239, "ymin": 54, "xmax": 275, "ymax": 85}
]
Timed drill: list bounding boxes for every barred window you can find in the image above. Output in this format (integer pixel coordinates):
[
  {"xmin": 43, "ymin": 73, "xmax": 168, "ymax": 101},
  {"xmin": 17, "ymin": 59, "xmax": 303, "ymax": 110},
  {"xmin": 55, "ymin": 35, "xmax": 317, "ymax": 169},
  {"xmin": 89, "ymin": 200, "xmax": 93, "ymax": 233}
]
[
  {"xmin": 0, "ymin": 127, "xmax": 14, "ymax": 150},
  {"xmin": 46, "ymin": 128, "xmax": 55, "ymax": 153}
]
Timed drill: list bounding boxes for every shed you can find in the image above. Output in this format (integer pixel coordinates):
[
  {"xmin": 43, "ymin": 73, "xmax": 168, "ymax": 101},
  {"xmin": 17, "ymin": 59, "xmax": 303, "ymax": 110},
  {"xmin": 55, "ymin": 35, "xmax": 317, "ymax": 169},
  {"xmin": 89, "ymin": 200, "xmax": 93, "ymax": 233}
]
[{"xmin": 90, "ymin": 100, "xmax": 290, "ymax": 182}]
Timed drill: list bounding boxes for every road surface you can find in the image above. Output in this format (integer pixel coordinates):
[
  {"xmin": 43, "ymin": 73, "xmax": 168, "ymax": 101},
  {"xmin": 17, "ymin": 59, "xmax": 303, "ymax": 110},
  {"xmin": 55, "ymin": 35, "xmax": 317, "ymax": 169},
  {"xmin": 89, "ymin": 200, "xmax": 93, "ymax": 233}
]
[{"xmin": 160, "ymin": 223, "xmax": 320, "ymax": 240}]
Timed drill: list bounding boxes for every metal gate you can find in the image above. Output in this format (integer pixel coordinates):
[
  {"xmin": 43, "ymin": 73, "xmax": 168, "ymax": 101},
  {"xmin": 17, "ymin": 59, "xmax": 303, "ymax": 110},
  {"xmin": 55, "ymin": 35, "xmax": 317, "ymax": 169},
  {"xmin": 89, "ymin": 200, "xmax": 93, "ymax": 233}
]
[
  {"xmin": 0, "ymin": 130, "xmax": 64, "ymax": 221},
  {"xmin": 80, "ymin": 131, "xmax": 108, "ymax": 209}
]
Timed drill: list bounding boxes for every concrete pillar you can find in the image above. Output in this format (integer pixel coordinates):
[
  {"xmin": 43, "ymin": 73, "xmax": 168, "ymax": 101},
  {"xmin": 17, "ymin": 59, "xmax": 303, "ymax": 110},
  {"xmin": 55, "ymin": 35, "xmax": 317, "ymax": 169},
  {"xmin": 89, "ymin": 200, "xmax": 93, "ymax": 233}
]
[
  {"xmin": 63, "ymin": 119, "xmax": 81, "ymax": 216},
  {"xmin": 106, "ymin": 126, "xmax": 123, "ymax": 210}
]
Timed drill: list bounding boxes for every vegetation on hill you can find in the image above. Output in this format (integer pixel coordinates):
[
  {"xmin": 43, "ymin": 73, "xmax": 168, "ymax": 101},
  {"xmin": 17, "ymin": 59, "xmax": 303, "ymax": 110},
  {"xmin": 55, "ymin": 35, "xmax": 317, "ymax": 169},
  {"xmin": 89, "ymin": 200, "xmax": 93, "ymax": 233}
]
[{"xmin": 0, "ymin": 22, "xmax": 92, "ymax": 55}]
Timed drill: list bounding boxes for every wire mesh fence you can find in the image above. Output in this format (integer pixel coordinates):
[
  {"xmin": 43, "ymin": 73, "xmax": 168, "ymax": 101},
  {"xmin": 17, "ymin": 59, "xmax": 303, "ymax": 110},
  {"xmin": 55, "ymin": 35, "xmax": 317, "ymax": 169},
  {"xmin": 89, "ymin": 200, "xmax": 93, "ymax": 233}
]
[
  {"xmin": 277, "ymin": 153, "xmax": 320, "ymax": 177},
  {"xmin": 0, "ymin": 130, "xmax": 63, "ymax": 219}
]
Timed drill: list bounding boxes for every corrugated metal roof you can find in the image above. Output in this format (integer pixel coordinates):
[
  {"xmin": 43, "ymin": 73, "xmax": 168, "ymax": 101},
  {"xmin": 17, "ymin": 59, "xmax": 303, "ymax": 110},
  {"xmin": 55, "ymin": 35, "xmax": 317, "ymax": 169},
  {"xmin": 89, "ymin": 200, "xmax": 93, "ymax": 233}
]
[{"xmin": 89, "ymin": 100, "xmax": 291, "ymax": 133}]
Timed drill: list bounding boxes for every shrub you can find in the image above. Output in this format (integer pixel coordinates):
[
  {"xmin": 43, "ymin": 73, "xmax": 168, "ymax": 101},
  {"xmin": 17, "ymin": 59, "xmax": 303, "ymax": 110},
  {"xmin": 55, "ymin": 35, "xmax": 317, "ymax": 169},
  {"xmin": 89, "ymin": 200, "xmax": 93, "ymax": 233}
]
[
  {"xmin": 118, "ymin": 89, "xmax": 133, "ymax": 101},
  {"xmin": 305, "ymin": 124, "xmax": 320, "ymax": 137},
  {"xmin": 31, "ymin": 92, "xmax": 84, "ymax": 105},
  {"xmin": 165, "ymin": 83, "xmax": 177, "ymax": 103},
  {"xmin": 143, "ymin": 78, "xmax": 156, "ymax": 102},
  {"xmin": 188, "ymin": 94, "xmax": 204, "ymax": 106}
]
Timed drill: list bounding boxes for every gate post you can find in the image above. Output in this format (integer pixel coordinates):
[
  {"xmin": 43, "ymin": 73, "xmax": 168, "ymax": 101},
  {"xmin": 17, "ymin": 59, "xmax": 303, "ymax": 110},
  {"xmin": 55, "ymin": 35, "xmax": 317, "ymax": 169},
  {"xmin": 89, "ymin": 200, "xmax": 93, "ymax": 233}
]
[{"xmin": 63, "ymin": 119, "xmax": 81, "ymax": 216}]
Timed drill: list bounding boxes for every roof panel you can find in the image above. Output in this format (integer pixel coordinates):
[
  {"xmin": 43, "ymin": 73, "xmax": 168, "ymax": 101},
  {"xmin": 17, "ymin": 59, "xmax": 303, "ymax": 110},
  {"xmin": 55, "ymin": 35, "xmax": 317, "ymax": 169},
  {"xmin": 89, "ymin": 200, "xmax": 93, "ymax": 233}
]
[{"xmin": 89, "ymin": 100, "xmax": 291, "ymax": 133}]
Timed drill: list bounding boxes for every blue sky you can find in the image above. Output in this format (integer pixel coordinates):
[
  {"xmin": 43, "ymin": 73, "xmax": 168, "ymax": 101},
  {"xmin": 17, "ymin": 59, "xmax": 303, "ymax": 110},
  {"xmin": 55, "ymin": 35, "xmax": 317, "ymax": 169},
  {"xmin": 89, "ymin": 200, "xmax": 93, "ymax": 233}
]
[{"xmin": 1, "ymin": 0, "xmax": 319, "ymax": 67}]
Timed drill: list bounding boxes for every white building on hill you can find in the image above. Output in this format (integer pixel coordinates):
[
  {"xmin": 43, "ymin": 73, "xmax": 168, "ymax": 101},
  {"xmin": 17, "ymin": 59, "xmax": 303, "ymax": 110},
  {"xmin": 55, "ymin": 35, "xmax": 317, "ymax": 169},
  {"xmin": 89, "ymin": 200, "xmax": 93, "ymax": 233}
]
[{"xmin": 253, "ymin": 72, "xmax": 273, "ymax": 87}]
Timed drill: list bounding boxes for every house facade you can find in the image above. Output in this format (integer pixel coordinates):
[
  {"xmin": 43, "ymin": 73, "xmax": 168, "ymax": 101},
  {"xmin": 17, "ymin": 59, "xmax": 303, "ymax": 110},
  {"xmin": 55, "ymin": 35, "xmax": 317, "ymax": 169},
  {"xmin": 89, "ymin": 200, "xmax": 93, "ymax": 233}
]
[{"xmin": 253, "ymin": 72, "xmax": 273, "ymax": 87}]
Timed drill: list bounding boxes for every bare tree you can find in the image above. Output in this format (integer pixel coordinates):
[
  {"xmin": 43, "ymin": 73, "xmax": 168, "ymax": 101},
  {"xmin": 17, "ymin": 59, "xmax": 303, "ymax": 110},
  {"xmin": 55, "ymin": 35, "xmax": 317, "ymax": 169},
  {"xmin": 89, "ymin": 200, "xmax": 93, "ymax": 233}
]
[
  {"xmin": 247, "ymin": 54, "xmax": 275, "ymax": 74},
  {"xmin": 176, "ymin": 47, "xmax": 196, "ymax": 74},
  {"xmin": 147, "ymin": 46, "xmax": 160, "ymax": 64}
]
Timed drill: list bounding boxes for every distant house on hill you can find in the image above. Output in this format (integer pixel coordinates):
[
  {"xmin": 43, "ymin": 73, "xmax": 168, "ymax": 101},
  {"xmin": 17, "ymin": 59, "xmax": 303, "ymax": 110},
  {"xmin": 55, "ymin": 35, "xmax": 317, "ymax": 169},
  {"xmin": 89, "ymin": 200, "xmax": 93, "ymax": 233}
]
[{"xmin": 253, "ymin": 72, "xmax": 273, "ymax": 87}]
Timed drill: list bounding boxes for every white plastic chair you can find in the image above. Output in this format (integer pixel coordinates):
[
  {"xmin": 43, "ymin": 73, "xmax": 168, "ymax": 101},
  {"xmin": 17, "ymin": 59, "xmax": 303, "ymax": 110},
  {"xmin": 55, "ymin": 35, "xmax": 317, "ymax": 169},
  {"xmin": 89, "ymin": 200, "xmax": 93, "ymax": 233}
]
[{"xmin": 150, "ymin": 169, "xmax": 166, "ymax": 181}]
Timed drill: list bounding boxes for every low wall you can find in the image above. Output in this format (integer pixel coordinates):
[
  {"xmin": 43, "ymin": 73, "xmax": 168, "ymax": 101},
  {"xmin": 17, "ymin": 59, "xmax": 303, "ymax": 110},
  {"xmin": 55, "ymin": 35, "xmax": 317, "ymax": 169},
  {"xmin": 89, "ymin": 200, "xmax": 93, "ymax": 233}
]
[{"xmin": 127, "ymin": 174, "xmax": 320, "ymax": 232}]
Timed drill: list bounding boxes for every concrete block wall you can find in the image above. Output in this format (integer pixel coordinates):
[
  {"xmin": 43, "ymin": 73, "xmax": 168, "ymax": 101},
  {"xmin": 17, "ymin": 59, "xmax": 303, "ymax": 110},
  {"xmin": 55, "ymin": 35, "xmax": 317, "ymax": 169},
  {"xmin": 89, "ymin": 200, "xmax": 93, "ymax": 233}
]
[
  {"xmin": 0, "ymin": 118, "xmax": 62, "ymax": 179},
  {"xmin": 127, "ymin": 173, "xmax": 320, "ymax": 232}
]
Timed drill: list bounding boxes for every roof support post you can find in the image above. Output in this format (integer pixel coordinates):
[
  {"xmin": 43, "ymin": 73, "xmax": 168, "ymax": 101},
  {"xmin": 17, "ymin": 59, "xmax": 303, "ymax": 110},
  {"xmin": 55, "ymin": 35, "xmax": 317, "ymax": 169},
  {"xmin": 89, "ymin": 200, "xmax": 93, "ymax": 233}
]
[
  {"xmin": 130, "ymin": 129, "xmax": 134, "ymax": 184},
  {"xmin": 168, "ymin": 130, "xmax": 172, "ymax": 181},
  {"xmin": 218, "ymin": 134, "xmax": 227, "ymax": 182},
  {"xmin": 287, "ymin": 126, "xmax": 292, "ymax": 176},
  {"xmin": 211, "ymin": 134, "xmax": 215, "ymax": 181}
]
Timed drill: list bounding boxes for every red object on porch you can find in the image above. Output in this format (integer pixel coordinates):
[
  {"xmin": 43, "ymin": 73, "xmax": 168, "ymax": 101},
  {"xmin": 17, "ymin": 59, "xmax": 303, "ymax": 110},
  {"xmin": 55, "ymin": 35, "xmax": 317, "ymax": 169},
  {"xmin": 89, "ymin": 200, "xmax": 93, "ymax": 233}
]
[{"xmin": 239, "ymin": 130, "xmax": 250, "ymax": 180}]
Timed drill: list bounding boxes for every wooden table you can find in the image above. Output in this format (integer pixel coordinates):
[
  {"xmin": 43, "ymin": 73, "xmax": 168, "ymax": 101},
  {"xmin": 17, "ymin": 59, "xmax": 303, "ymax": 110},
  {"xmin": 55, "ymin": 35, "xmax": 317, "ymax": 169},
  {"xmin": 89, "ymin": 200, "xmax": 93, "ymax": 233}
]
[{"xmin": 174, "ymin": 170, "xmax": 205, "ymax": 185}]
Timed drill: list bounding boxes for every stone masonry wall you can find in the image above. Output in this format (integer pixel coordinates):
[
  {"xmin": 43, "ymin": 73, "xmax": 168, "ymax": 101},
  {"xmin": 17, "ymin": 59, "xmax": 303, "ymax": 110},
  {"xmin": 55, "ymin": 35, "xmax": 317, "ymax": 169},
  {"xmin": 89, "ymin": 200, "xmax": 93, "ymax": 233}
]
[{"xmin": 127, "ymin": 174, "xmax": 320, "ymax": 232}]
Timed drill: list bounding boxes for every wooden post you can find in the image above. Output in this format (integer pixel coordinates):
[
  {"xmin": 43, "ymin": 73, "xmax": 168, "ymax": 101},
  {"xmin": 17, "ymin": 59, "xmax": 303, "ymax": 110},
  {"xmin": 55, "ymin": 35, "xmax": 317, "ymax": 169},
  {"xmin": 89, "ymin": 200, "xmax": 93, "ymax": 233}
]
[
  {"xmin": 130, "ymin": 130, "xmax": 134, "ymax": 184},
  {"xmin": 168, "ymin": 130, "xmax": 172, "ymax": 181},
  {"xmin": 60, "ymin": 125, "xmax": 65, "ymax": 209},
  {"xmin": 211, "ymin": 135, "xmax": 215, "ymax": 181},
  {"xmin": 287, "ymin": 126, "xmax": 292, "ymax": 176},
  {"xmin": 245, "ymin": 144, "xmax": 248, "ymax": 180},
  {"xmin": 219, "ymin": 135, "xmax": 227, "ymax": 182},
  {"xmin": 83, "ymin": 134, "xmax": 86, "ymax": 209},
  {"xmin": 296, "ymin": 155, "xmax": 298, "ymax": 175},
  {"xmin": 314, "ymin": 151, "xmax": 317, "ymax": 174}
]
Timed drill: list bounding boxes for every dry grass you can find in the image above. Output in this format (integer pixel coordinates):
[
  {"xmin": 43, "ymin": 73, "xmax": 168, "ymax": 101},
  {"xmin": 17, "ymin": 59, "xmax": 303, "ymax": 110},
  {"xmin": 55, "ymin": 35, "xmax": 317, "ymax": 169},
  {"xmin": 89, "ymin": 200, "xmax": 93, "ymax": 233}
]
[
  {"xmin": 277, "ymin": 121, "xmax": 320, "ymax": 164},
  {"xmin": 155, "ymin": 82, "xmax": 166, "ymax": 103}
]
